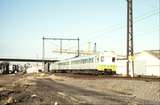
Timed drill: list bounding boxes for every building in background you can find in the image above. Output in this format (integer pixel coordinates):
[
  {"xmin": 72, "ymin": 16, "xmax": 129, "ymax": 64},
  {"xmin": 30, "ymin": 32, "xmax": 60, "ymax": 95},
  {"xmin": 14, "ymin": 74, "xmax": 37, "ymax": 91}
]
[
  {"xmin": 116, "ymin": 50, "xmax": 160, "ymax": 77},
  {"xmin": 134, "ymin": 50, "xmax": 160, "ymax": 76}
]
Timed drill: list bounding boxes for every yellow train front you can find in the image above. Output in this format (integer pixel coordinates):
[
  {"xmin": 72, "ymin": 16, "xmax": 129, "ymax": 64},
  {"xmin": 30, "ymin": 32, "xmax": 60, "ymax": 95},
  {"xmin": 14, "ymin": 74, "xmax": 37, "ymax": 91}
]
[
  {"xmin": 95, "ymin": 52, "xmax": 116, "ymax": 74},
  {"xmin": 51, "ymin": 51, "xmax": 117, "ymax": 75}
]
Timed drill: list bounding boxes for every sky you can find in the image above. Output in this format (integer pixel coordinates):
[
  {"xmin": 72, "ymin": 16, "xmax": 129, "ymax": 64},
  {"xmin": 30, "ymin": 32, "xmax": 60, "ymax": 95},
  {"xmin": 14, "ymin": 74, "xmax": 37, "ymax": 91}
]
[{"xmin": 0, "ymin": 0, "xmax": 159, "ymax": 59}]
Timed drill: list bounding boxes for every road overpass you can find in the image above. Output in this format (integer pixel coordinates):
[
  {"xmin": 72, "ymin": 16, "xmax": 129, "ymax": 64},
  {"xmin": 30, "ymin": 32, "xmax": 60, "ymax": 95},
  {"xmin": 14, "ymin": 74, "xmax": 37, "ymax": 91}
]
[{"xmin": 0, "ymin": 58, "xmax": 59, "ymax": 63}]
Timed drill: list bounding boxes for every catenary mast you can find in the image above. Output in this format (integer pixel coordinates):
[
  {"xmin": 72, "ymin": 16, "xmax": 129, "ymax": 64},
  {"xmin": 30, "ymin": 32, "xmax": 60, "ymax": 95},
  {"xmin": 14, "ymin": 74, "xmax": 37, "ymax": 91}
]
[{"xmin": 127, "ymin": 0, "xmax": 134, "ymax": 77}]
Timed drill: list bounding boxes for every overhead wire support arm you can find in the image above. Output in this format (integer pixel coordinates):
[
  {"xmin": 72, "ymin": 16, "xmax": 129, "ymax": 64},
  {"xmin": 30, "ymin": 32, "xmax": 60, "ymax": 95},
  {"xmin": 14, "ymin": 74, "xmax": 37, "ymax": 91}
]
[
  {"xmin": 42, "ymin": 37, "xmax": 80, "ymax": 57},
  {"xmin": 43, "ymin": 37, "xmax": 78, "ymax": 41}
]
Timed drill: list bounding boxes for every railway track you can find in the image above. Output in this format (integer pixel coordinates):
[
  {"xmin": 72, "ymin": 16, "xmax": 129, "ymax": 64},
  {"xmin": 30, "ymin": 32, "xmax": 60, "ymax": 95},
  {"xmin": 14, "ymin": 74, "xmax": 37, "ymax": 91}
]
[{"xmin": 54, "ymin": 73, "xmax": 160, "ymax": 82}]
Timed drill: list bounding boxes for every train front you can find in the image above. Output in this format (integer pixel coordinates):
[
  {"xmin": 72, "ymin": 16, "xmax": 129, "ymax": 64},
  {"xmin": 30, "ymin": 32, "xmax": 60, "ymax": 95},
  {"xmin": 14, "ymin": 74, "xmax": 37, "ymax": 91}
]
[{"xmin": 96, "ymin": 51, "xmax": 117, "ymax": 74}]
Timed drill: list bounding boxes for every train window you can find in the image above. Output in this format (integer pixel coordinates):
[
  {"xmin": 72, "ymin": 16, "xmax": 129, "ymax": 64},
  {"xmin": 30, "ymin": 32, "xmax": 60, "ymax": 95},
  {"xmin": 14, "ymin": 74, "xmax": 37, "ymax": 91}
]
[
  {"xmin": 83, "ymin": 59, "xmax": 85, "ymax": 63},
  {"xmin": 90, "ymin": 58, "xmax": 93, "ymax": 63},
  {"xmin": 91, "ymin": 58, "xmax": 94, "ymax": 63},
  {"xmin": 80, "ymin": 59, "xmax": 82, "ymax": 64},
  {"xmin": 86, "ymin": 59, "xmax": 88, "ymax": 63},
  {"xmin": 83, "ymin": 59, "xmax": 85, "ymax": 64},
  {"xmin": 87, "ymin": 58, "xmax": 90, "ymax": 63},
  {"xmin": 89, "ymin": 58, "xmax": 91, "ymax": 63},
  {"xmin": 87, "ymin": 59, "xmax": 89, "ymax": 63},
  {"xmin": 112, "ymin": 57, "xmax": 115, "ymax": 62},
  {"xmin": 97, "ymin": 57, "xmax": 99, "ymax": 62},
  {"xmin": 101, "ymin": 56, "xmax": 104, "ymax": 62}
]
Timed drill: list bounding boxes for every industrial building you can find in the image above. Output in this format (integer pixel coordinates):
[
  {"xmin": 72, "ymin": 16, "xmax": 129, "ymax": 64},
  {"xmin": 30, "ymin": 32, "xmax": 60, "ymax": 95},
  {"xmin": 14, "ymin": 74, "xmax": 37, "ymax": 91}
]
[
  {"xmin": 134, "ymin": 50, "xmax": 160, "ymax": 76},
  {"xmin": 117, "ymin": 50, "xmax": 160, "ymax": 77}
]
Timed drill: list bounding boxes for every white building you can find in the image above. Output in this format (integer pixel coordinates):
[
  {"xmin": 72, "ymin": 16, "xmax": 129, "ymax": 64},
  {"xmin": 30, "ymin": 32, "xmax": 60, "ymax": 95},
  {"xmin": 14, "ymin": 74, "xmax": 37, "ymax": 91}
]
[
  {"xmin": 134, "ymin": 50, "xmax": 160, "ymax": 77},
  {"xmin": 116, "ymin": 50, "xmax": 160, "ymax": 77}
]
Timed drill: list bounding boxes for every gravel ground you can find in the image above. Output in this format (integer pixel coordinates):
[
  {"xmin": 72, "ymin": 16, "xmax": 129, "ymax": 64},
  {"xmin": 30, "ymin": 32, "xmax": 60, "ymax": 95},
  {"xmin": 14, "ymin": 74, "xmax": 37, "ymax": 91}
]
[
  {"xmin": 51, "ymin": 74, "xmax": 160, "ymax": 102},
  {"xmin": 0, "ymin": 73, "xmax": 160, "ymax": 105}
]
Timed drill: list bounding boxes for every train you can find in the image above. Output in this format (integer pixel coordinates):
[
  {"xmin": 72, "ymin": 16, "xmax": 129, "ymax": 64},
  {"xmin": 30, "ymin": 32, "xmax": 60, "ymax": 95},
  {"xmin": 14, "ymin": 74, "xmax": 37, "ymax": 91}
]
[{"xmin": 50, "ymin": 51, "xmax": 117, "ymax": 74}]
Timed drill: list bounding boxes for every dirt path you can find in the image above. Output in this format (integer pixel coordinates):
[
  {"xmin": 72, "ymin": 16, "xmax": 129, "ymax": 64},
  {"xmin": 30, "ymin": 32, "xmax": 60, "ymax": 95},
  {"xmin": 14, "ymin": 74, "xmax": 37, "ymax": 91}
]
[{"xmin": 0, "ymin": 74, "xmax": 160, "ymax": 105}]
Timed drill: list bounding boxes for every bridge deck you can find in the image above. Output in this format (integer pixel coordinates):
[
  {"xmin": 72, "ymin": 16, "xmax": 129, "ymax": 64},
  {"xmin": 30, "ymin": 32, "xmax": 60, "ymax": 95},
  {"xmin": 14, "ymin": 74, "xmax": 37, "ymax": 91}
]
[{"xmin": 0, "ymin": 58, "xmax": 59, "ymax": 62}]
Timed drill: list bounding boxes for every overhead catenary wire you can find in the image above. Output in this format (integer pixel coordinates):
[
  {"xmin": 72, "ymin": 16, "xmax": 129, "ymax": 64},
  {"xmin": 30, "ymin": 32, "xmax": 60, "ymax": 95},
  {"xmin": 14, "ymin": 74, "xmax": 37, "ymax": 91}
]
[
  {"xmin": 88, "ymin": 8, "xmax": 159, "ymax": 36},
  {"xmin": 95, "ymin": 11, "xmax": 159, "ymax": 42},
  {"xmin": 83, "ymin": 8, "xmax": 160, "ymax": 41},
  {"xmin": 80, "ymin": 8, "xmax": 159, "ymax": 51}
]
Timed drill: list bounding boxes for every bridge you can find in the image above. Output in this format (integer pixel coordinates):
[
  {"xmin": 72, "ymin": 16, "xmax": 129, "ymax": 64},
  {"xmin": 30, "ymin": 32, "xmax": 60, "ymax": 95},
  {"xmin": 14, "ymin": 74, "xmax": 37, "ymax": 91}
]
[
  {"xmin": 0, "ymin": 58, "xmax": 59, "ymax": 63},
  {"xmin": 0, "ymin": 58, "xmax": 59, "ymax": 74}
]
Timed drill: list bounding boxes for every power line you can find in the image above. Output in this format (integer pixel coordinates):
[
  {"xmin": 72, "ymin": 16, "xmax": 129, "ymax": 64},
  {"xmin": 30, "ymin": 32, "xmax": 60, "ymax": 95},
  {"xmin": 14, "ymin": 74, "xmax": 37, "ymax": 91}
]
[
  {"xmin": 94, "ymin": 11, "xmax": 159, "ymax": 44},
  {"xmin": 80, "ymin": 8, "xmax": 159, "ymax": 53},
  {"xmin": 83, "ymin": 8, "xmax": 159, "ymax": 41}
]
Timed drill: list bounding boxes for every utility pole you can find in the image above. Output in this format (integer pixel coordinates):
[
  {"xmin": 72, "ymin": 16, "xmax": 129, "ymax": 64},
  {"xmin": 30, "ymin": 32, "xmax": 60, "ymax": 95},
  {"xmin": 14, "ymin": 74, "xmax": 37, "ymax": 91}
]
[{"xmin": 127, "ymin": 0, "xmax": 134, "ymax": 77}]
